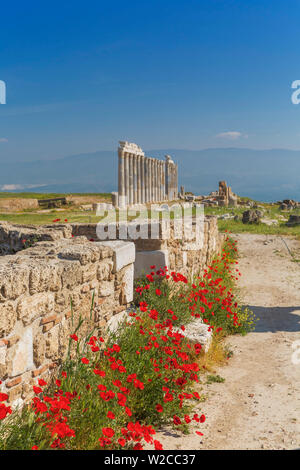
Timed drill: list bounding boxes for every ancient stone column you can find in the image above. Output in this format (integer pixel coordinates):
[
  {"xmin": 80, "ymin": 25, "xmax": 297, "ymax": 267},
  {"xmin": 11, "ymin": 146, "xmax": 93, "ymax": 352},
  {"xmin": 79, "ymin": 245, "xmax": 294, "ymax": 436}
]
[
  {"xmin": 124, "ymin": 152, "xmax": 129, "ymax": 206},
  {"xmin": 137, "ymin": 154, "xmax": 141, "ymax": 204},
  {"xmin": 152, "ymin": 159, "xmax": 156, "ymax": 202},
  {"xmin": 140, "ymin": 155, "xmax": 145, "ymax": 203},
  {"xmin": 154, "ymin": 160, "xmax": 157, "ymax": 202},
  {"xmin": 161, "ymin": 161, "xmax": 165, "ymax": 200},
  {"xmin": 133, "ymin": 154, "xmax": 137, "ymax": 205},
  {"xmin": 147, "ymin": 158, "xmax": 151, "ymax": 203},
  {"xmin": 129, "ymin": 154, "xmax": 134, "ymax": 205},
  {"xmin": 144, "ymin": 157, "xmax": 148, "ymax": 203},
  {"xmin": 159, "ymin": 160, "xmax": 161, "ymax": 201},
  {"xmin": 172, "ymin": 164, "xmax": 175, "ymax": 200},
  {"xmin": 158, "ymin": 161, "xmax": 161, "ymax": 201}
]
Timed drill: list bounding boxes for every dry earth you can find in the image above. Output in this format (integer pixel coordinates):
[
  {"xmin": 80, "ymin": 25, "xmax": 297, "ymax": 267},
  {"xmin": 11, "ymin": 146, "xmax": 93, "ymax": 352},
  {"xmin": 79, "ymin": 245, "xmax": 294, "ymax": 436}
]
[{"xmin": 155, "ymin": 233, "xmax": 300, "ymax": 450}]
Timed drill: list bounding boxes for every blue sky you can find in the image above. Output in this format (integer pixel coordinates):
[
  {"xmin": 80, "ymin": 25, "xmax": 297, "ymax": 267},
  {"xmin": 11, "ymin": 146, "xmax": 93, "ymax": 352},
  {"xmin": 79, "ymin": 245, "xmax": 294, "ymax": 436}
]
[{"xmin": 1, "ymin": 0, "xmax": 300, "ymax": 162}]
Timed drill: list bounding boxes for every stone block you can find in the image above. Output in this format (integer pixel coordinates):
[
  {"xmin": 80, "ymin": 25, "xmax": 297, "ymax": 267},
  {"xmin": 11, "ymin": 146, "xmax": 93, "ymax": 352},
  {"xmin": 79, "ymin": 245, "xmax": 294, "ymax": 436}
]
[
  {"xmin": 0, "ymin": 265, "xmax": 29, "ymax": 302},
  {"xmin": 134, "ymin": 250, "xmax": 169, "ymax": 278},
  {"xmin": 0, "ymin": 301, "xmax": 17, "ymax": 337},
  {"xmin": 17, "ymin": 293, "xmax": 54, "ymax": 326},
  {"xmin": 120, "ymin": 264, "xmax": 134, "ymax": 303},
  {"xmin": 99, "ymin": 241, "xmax": 135, "ymax": 272},
  {"xmin": 9, "ymin": 327, "xmax": 33, "ymax": 376}
]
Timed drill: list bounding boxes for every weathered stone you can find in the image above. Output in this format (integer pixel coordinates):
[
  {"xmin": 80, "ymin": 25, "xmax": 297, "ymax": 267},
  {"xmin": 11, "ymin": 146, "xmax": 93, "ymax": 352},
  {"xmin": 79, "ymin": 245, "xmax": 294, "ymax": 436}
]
[
  {"xmin": 61, "ymin": 261, "xmax": 82, "ymax": 288},
  {"xmin": 97, "ymin": 261, "xmax": 113, "ymax": 281},
  {"xmin": 242, "ymin": 209, "xmax": 262, "ymax": 224},
  {"xmin": 33, "ymin": 333, "xmax": 46, "ymax": 367},
  {"xmin": 99, "ymin": 241, "xmax": 135, "ymax": 272},
  {"xmin": 0, "ymin": 301, "xmax": 17, "ymax": 337},
  {"xmin": 134, "ymin": 250, "xmax": 169, "ymax": 278},
  {"xmin": 17, "ymin": 293, "xmax": 54, "ymax": 326},
  {"xmin": 286, "ymin": 215, "xmax": 300, "ymax": 226},
  {"xmin": 120, "ymin": 264, "xmax": 134, "ymax": 304},
  {"xmin": 29, "ymin": 263, "xmax": 62, "ymax": 294},
  {"xmin": 45, "ymin": 325, "xmax": 59, "ymax": 361},
  {"xmin": 98, "ymin": 280, "xmax": 115, "ymax": 297},
  {"xmin": 9, "ymin": 327, "xmax": 33, "ymax": 376},
  {"xmin": 0, "ymin": 264, "xmax": 29, "ymax": 301}
]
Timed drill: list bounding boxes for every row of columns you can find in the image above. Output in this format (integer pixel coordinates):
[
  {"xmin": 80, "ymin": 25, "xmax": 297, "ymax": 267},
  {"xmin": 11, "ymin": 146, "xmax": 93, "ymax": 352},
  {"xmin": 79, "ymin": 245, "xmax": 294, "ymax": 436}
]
[{"xmin": 117, "ymin": 142, "xmax": 178, "ymax": 208}]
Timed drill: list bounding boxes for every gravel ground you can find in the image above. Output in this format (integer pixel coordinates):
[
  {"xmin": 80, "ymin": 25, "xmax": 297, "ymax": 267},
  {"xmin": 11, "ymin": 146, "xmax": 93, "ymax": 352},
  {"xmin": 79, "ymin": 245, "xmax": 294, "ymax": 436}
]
[{"xmin": 153, "ymin": 233, "xmax": 300, "ymax": 450}]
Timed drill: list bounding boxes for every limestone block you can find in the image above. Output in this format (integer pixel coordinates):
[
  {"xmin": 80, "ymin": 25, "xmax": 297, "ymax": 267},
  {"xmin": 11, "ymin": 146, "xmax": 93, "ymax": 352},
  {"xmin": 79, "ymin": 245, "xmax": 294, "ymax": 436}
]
[
  {"xmin": 17, "ymin": 292, "xmax": 54, "ymax": 326},
  {"xmin": 99, "ymin": 241, "xmax": 135, "ymax": 272},
  {"xmin": 29, "ymin": 263, "xmax": 62, "ymax": 294},
  {"xmin": 45, "ymin": 325, "xmax": 59, "ymax": 360},
  {"xmin": 9, "ymin": 327, "xmax": 34, "ymax": 376},
  {"xmin": 59, "ymin": 245, "xmax": 101, "ymax": 265},
  {"xmin": 0, "ymin": 265, "xmax": 29, "ymax": 302},
  {"xmin": 121, "ymin": 264, "xmax": 134, "ymax": 303},
  {"xmin": 61, "ymin": 261, "xmax": 82, "ymax": 288},
  {"xmin": 106, "ymin": 310, "xmax": 128, "ymax": 335},
  {"xmin": 97, "ymin": 260, "xmax": 113, "ymax": 281},
  {"xmin": 0, "ymin": 301, "xmax": 17, "ymax": 337},
  {"xmin": 7, "ymin": 384, "xmax": 23, "ymax": 404},
  {"xmin": 0, "ymin": 343, "xmax": 7, "ymax": 378},
  {"xmin": 98, "ymin": 280, "xmax": 115, "ymax": 297},
  {"xmin": 82, "ymin": 263, "xmax": 97, "ymax": 283},
  {"xmin": 134, "ymin": 250, "xmax": 169, "ymax": 278},
  {"xmin": 33, "ymin": 333, "xmax": 46, "ymax": 367},
  {"xmin": 174, "ymin": 320, "xmax": 212, "ymax": 352}
]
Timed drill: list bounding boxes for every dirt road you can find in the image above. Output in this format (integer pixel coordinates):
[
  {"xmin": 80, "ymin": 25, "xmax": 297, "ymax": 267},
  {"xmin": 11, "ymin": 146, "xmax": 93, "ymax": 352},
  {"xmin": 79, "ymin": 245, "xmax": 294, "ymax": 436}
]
[{"xmin": 156, "ymin": 233, "xmax": 300, "ymax": 450}]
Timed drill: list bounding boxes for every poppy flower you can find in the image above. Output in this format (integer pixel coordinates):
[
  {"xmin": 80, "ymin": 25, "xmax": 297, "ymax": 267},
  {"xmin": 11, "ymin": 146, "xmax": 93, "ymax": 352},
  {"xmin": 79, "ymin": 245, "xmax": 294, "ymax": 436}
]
[
  {"xmin": 173, "ymin": 415, "xmax": 181, "ymax": 425},
  {"xmin": 102, "ymin": 427, "xmax": 115, "ymax": 438},
  {"xmin": 0, "ymin": 393, "xmax": 8, "ymax": 402}
]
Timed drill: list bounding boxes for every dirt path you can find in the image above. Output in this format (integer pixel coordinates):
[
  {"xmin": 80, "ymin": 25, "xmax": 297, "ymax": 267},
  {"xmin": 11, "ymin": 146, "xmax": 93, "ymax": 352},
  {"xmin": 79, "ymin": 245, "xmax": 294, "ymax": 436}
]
[{"xmin": 156, "ymin": 233, "xmax": 300, "ymax": 450}]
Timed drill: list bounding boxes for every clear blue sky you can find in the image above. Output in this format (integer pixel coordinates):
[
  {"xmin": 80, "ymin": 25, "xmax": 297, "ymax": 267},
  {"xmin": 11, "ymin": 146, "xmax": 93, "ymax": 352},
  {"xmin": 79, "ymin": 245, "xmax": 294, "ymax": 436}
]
[{"xmin": 1, "ymin": 0, "xmax": 300, "ymax": 162}]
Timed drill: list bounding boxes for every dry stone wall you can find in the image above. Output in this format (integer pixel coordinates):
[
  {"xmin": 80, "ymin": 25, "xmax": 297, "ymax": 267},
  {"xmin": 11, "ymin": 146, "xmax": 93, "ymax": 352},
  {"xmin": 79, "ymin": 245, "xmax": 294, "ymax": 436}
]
[
  {"xmin": 0, "ymin": 236, "xmax": 135, "ymax": 407},
  {"xmin": 0, "ymin": 221, "xmax": 72, "ymax": 254},
  {"xmin": 71, "ymin": 215, "xmax": 224, "ymax": 277}
]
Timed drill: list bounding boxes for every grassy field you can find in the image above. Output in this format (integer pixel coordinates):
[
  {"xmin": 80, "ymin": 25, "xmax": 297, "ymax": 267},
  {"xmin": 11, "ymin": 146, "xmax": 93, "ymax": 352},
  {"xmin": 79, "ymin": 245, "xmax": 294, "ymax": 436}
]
[
  {"xmin": 204, "ymin": 203, "xmax": 300, "ymax": 239},
  {"xmin": 0, "ymin": 210, "xmax": 106, "ymax": 225},
  {"xmin": 0, "ymin": 195, "xmax": 299, "ymax": 239},
  {"xmin": 0, "ymin": 192, "xmax": 112, "ymax": 199}
]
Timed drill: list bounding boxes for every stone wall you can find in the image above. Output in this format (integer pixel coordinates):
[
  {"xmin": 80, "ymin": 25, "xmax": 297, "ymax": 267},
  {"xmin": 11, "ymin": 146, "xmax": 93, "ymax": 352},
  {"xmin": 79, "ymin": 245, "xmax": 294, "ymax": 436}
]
[
  {"xmin": 0, "ymin": 221, "xmax": 72, "ymax": 255},
  {"xmin": 0, "ymin": 215, "xmax": 223, "ymax": 407},
  {"xmin": 0, "ymin": 236, "xmax": 135, "ymax": 407},
  {"xmin": 71, "ymin": 215, "xmax": 223, "ymax": 278}
]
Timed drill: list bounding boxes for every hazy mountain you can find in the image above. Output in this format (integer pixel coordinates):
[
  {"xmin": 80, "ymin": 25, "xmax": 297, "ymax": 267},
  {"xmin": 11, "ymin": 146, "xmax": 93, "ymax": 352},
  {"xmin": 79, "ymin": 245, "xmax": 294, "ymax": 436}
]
[{"xmin": 1, "ymin": 147, "xmax": 300, "ymax": 201}]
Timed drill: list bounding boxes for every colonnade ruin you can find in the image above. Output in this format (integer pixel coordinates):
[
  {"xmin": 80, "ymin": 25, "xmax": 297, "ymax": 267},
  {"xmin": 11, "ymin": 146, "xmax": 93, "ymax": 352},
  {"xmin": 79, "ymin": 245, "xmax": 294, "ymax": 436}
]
[{"xmin": 116, "ymin": 141, "xmax": 178, "ymax": 208}]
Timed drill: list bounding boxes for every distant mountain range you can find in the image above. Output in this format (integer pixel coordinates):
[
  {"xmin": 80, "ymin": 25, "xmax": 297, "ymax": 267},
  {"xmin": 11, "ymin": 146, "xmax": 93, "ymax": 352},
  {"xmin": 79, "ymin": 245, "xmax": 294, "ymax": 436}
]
[{"xmin": 1, "ymin": 147, "xmax": 300, "ymax": 202}]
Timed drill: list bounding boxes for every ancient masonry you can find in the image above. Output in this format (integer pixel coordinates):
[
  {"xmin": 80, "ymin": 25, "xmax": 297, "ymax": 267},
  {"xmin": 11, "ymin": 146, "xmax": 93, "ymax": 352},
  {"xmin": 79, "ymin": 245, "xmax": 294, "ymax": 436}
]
[
  {"xmin": 115, "ymin": 141, "xmax": 178, "ymax": 208},
  {"xmin": 0, "ymin": 217, "xmax": 224, "ymax": 407},
  {"xmin": 217, "ymin": 181, "xmax": 238, "ymax": 207}
]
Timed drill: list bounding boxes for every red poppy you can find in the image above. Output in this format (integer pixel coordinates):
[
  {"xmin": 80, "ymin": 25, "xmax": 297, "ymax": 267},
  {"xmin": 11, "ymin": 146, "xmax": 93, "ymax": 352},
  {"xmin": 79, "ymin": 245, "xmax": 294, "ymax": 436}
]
[
  {"xmin": 102, "ymin": 427, "xmax": 115, "ymax": 438},
  {"xmin": 156, "ymin": 404, "xmax": 163, "ymax": 413}
]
